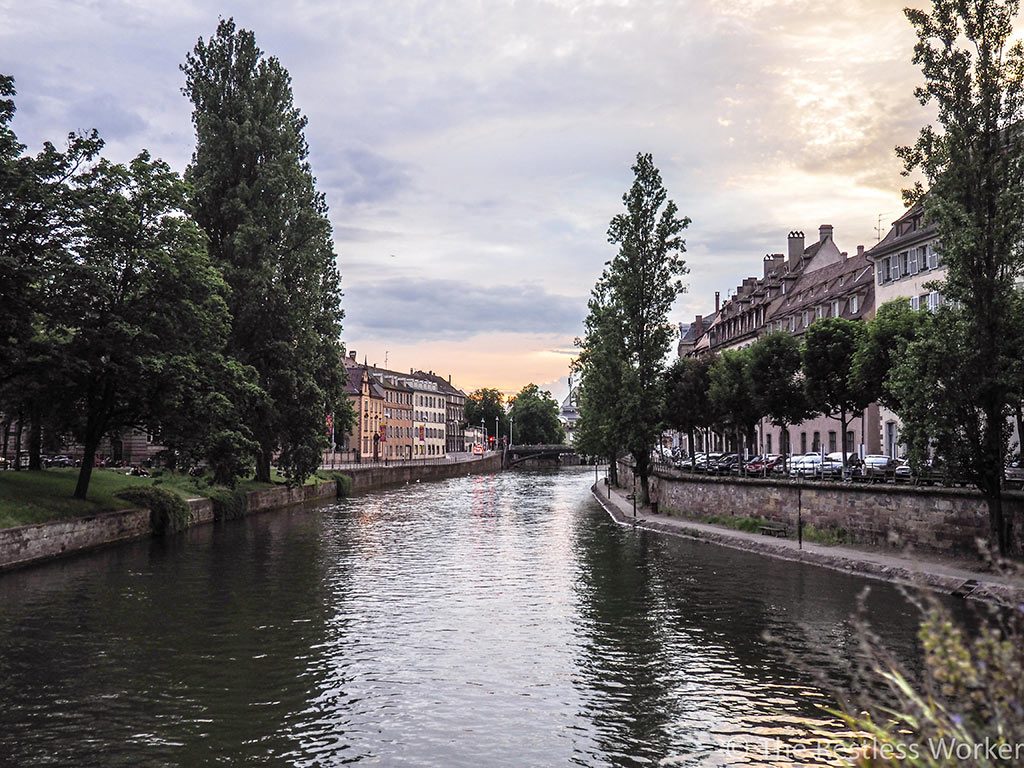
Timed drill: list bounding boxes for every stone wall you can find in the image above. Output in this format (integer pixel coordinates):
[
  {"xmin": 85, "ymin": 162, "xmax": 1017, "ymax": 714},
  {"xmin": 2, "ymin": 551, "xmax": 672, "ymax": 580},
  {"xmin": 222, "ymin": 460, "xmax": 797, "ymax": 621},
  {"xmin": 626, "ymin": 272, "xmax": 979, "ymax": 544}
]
[
  {"xmin": 618, "ymin": 461, "xmax": 1024, "ymax": 556},
  {"xmin": 0, "ymin": 456, "xmax": 504, "ymax": 572},
  {"xmin": 339, "ymin": 454, "xmax": 502, "ymax": 493}
]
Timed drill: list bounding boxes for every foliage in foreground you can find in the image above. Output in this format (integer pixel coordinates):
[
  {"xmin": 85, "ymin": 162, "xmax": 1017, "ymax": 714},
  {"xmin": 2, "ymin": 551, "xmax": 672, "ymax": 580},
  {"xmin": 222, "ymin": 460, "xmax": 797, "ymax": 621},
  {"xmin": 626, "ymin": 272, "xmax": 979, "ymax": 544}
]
[{"xmin": 831, "ymin": 589, "xmax": 1024, "ymax": 767}]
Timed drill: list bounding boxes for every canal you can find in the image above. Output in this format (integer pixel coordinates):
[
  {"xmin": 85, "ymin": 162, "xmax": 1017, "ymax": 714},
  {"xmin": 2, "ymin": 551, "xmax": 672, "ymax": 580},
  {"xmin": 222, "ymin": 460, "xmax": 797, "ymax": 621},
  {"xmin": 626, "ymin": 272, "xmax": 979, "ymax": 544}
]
[{"xmin": 0, "ymin": 468, "xmax": 933, "ymax": 766}]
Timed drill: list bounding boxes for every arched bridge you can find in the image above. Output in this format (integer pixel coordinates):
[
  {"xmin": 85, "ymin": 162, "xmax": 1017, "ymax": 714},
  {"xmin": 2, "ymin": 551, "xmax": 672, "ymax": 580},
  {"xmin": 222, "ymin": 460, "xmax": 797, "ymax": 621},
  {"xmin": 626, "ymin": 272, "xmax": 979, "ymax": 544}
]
[{"xmin": 506, "ymin": 444, "xmax": 577, "ymax": 468}]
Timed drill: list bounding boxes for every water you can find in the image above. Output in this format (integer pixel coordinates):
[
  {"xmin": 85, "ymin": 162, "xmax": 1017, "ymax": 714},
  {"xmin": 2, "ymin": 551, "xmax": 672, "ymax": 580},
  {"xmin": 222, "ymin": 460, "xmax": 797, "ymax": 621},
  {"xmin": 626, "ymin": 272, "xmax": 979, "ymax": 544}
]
[{"xmin": 0, "ymin": 469, "xmax": 934, "ymax": 766}]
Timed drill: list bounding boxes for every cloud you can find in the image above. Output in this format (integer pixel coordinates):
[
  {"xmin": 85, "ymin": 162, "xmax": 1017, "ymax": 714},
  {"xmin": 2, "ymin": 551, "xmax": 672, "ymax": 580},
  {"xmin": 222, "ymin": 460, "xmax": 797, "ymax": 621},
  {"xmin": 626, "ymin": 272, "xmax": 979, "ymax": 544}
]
[{"xmin": 343, "ymin": 277, "xmax": 585, "ymax": 341}]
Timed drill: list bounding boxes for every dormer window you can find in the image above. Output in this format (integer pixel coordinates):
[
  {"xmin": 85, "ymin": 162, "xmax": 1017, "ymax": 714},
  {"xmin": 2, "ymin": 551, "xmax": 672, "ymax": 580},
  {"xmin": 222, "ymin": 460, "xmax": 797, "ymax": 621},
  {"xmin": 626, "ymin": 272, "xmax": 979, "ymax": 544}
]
[
  {"xmin": 831, "ymin": 299, "xmax": 840, "ymax": 317},
  {"xmin": 850, "ymin": 295, "xmax": 859, "ymax": 314}
]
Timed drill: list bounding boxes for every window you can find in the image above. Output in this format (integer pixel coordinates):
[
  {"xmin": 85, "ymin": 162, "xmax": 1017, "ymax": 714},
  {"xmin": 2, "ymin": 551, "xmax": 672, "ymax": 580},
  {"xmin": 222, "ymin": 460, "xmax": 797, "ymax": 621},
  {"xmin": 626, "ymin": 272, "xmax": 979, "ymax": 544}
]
[
  {"xmin": 850, "ymin": 295, "xmax": 859, "ymax": 314},
  {"xmin": 883, "ymin": 256, "xmax": 892, "ymax": 282},
  {"xmin": 800, "ymin": 432, "xmax": 807, "ymax": 453},
  {"xmin": 928, "ymin": 244, "xmax": 939, "ymax": 270},
  {"xmin": 828, "ymin": 431, "xmax": 837, "ymax": 453},
  {"xmin": 812, "ymin": 432, "xmax": 821, "ymax": 452},
  {"xmin": 766, "ymin": 434, "xmax": 772, "ymax": 454},
  {"xmin": 900, "ymin": 251, "xmax": 909, "ymax": 276},
  {"xmin": 927, "ymin": 291, "xmax": 941, "ymax": 312},
  {"xmin": 846, "ymin": 431, "xmax": 855, "ymax": 451},
  {"xmin": 789, "ymin": 316, "xmax": 796, "ymax": 332},
  {"xmin": 918, "ymin": 245, "xmax": 929, "ymax": 271},
  {"xmin": 815, "ymin": 305, "xmax": 824, "ymax": 321},
  {"xmin": 802, "ymin": 310, "xmax": 810, "ymax": 327},
  {"xmin": 830, "ymin": 299, "xmax": 840, "ymax": 317},
  {"xmin": 911, "ymin": 295, "xmax": 920, "ymax": 311}
]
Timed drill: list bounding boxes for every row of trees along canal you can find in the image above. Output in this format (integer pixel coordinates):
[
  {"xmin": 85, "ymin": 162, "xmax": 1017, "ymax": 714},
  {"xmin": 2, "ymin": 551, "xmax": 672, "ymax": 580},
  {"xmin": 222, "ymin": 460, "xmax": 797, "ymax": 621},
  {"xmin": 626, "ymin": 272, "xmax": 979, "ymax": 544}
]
[
  {"xmin": 575, "ymin": 2, "xmax": 1024, "ymax": 557},
  {"xmin": 0, "ymin": 19, "xmax": 356, "ymax": 500},
  {"xmin": 464, "ymin": 385, "xmax": 565, "ymax": 447}
]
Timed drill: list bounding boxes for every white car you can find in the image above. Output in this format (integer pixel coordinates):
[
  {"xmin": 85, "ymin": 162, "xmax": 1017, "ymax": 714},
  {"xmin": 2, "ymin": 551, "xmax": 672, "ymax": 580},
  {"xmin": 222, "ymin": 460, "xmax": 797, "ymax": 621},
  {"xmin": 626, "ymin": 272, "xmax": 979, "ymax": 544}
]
[{"xmin": 789, "ymin": 453, "xmax": 822, "ymax": 478}]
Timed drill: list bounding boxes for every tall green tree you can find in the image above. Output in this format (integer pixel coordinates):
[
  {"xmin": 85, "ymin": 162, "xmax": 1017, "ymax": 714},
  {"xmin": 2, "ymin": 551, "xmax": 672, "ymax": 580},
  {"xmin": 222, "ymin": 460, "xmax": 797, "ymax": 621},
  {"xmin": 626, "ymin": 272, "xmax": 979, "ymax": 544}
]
[
  {"xmin": 0, "ymin": 75, "xmax": 103, "ymax": 471},
  {"xmin": 50, "ymin": 152, "xmax": 233, "ymax": 499},
  {"xmin": 662, "ymin": 356, "xmax": 713, "ymax": 468},
  {"xmin": 748, "ymin": 332, "xmax": 810, "ymax": 469},
  {"xmin": 573, "ymin": 283, "xmax": 627, "ymax": 484},
  {"xmin": 464, "ymin": 388, "xmax": 508, "ymax": 442},
  {"xmin": 896, "ymin": 0, "xmax": 1024, "ymax": 555},
  {"xmin": 182, "ymin": 18, "xmax": 353, "ymax": 484},
  {"xmin": 508, "ymin": 383, "xmax": 564, "ymax": 445},
  {"xmin": 802, "ymin": 318, "xmax": 870, "ymax": 467},
  {"xmin": 850, "ymin": 298, "xmax": 931, "ymax": 411},
  {"xmin": 602, "ymin": 152, "xmax": 689, "ymax": 504},
  {"xmin": 707, "ymin": 349, "xmax": 760, "ymax": 467}
]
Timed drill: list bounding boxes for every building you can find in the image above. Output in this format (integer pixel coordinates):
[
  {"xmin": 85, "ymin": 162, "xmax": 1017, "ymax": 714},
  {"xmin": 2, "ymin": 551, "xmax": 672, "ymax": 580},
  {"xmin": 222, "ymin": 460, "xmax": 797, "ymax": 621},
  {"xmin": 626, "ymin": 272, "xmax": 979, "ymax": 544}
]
[
  {"xmin": 681, "ymin": 224, "xmax": 880, "ymax": 458},
  {"xmin": 558, "ymin": 375, "xmax": 580, "ymax": 445},
  {"xmin": 414, "ymin": 371, "xmax": 467, "ymax": 453},
  {"xmin": 341, "ymin": 355, "xmax": 388, "ymax": 461},
  {"xmin": 865, "ymin": 203, "xmax": 945, "ymax": 458},
  {"xmin": 408, "ymin": 377, "xmax": 446, "ymax": 457},
  {"xmin": 378, "ymin": 373, "xmax": 415, "ymax": 461}
]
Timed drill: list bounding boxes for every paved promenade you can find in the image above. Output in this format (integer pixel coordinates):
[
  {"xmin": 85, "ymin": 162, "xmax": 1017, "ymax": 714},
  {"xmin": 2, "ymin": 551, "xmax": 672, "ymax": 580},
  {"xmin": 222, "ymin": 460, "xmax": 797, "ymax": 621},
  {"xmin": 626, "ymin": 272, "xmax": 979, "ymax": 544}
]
[{"xmin": 592, "ymin": 481, "xmax": 1024, "ymax": 606}]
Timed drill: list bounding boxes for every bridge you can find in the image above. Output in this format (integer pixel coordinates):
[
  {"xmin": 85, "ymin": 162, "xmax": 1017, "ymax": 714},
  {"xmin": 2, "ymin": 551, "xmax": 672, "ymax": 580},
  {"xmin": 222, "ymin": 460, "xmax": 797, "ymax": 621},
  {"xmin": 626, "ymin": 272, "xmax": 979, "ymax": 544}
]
[{"xmin": 505, "ymin": 444, "xmax": 577, "ymax": 468}]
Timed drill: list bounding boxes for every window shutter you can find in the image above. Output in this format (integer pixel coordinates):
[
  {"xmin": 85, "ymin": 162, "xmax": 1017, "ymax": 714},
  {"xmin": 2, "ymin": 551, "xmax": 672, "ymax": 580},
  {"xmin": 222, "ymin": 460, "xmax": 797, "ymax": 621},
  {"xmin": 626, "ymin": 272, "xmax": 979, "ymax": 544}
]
[
  {"xmin": 910, "ymin": 295, "xmax": 920, "ymax": 311},
  {"xmin": 909, "ymin": 248, "xmax": 918, "ymax": 274},
  {"xmin": 877, "ymin": 263, "xmax": 884, "ymax": 284}
]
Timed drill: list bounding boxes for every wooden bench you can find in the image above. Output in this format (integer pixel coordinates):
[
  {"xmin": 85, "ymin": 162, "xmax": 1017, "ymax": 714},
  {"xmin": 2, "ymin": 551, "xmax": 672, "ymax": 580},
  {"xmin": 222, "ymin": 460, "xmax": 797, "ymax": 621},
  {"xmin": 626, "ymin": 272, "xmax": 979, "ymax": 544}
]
[{"xmin": 759, "ymin": 524, "xmax": 788, "ymax": 538}]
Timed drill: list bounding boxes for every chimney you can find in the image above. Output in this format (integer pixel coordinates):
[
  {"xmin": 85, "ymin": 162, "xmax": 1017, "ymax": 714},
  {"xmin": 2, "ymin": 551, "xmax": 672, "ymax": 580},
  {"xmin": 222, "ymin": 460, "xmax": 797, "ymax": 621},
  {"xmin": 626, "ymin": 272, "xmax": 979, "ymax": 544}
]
[
  {"xmin": 819, "ymin": 224, "xmax": 833, "ymax": 243},
  {"xmin": 448, "ymin": 374, "xmax": 451, "ymax": 384},
  {"xmin": 841, "ymin": 251, "xmax": 848, "ymax": 260},
  {"xmin": 762, "ymin": 255, "xmax": 774, "ymax": 278},
  {"xmin": 787, "ymin": 230, "xmax": 805, "ymax": 265},
  {"xmin": 348, "ymin": 350, "xmax": 356, "ymax": 360},
  {"xmin": 857, "ymin": 244, "xmax": 865, "ymax": 258},
  {"xmin": 715, "ymin": 291, "xmax": 721, "ymax": 313},
  {"xmin": 695, "ymin": 315, "xmax": 704, "ymax": 335}
]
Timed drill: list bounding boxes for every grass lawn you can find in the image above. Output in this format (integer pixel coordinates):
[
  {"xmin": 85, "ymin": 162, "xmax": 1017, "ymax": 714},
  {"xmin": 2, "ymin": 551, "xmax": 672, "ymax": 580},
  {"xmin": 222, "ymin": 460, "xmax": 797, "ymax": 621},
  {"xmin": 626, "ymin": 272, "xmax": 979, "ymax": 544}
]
[{"xmin": 0, "ymin": 467, "xmax": 322, "ymax": 529}]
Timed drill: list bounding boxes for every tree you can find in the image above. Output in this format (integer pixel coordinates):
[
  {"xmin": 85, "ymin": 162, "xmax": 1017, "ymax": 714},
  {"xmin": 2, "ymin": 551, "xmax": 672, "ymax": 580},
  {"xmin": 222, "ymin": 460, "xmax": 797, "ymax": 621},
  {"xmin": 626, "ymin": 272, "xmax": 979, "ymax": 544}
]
[
  {"xmin": 182, "ymin": 19, "xmax": 353, "ymax": 485},
  {"xmin": 602, "ymin": 152, "xmax": 689, "ymax": 504},
  {"xmin": 662, "ymin": 356, "xmax": 713, "ymax": 469},
  {"xmin": 748, "ymin": 332, "xmax": 811, "ymax": 470},
  {"xmin": 850, "ymin": 298, "xmax": 931, "ymax": 411},
  {"xmin": 707, "ymin": 349, "xmax": 760, "ymax": 469},
  {"xmin": 50, "ymin": 152, "xmax": 233, "ymax": 499},
  {"xmin": 574, "ymin": 283, "xmax": 627, "ymax": 484},
  {"xmin": 895, "ymin": 0, "xmax": 1024, "ymax": 555},
  {"xmin": 508, "ymin": 383, "xmax": 564, "ymax": 445},
  {"xmin": 464, "ymin": 388, "xmax": 508, "ymax": 442},
  {"xmin": 802, "ymin": 318, "xmax": 871, "ymax": 467},
  {"xmin": 0, "ymin": 75, "xmax": 103, "ymax": 471}
]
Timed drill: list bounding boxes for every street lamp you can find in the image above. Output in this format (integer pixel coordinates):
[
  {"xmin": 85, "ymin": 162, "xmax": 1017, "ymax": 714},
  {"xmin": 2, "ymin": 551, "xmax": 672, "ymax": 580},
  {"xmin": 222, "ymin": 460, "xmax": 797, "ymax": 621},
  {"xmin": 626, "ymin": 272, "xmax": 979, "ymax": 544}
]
[
  {"xmin": 495, "ymin": 416, "xmax": 499, "ymax": 449},
  {"xmin": 509, "ymin": 415, "xmax": 514, "ymax": 447},
  {"xmin": 481, "ymin": 418, "xmax": 485, "ymax": 450}
]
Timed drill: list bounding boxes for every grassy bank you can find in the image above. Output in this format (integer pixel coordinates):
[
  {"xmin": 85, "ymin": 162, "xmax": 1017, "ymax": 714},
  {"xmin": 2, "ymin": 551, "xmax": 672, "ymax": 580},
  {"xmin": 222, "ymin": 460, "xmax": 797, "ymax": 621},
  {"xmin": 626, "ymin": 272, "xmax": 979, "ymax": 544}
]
[{"xmin": 0, "ymin": 468, "xmax": 321, "ymax": 529}]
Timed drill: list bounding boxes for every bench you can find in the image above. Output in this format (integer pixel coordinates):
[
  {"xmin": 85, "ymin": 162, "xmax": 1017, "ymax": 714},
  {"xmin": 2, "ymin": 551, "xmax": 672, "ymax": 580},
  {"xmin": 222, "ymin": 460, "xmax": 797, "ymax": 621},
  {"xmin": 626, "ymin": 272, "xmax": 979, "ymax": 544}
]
[{"xmin": 759, "ymin": 524, "xmax": 788, "ymax": 538}]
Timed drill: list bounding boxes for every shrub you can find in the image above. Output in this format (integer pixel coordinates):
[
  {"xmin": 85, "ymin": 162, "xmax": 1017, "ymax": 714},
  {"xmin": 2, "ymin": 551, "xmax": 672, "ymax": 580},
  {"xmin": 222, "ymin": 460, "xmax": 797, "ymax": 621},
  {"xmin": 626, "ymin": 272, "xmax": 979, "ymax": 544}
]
[
  {"xmin": 208, "ymin": 488, "xmax": 248, "ymax": 522},
  {"xmin": 115, "ymin": 487, "xmax": 191, "ymax": 536},
  {"xmin": 320, "ymin": 471, "xmax": 353, "ymax": 498}
]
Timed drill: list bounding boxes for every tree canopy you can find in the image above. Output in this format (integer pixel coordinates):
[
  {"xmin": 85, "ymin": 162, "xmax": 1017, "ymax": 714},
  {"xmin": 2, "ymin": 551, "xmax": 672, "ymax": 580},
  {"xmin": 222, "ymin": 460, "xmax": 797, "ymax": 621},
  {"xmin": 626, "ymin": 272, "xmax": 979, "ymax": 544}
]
[
  {"xmin": 508, "ymin": 384, "xmax": 564, "ymax": 446},
  {"xmin": 464, "ymin": 388, "xmax": 509, "ymax": 440},
  {"xmin": 182, "ymin": 18, "xmax": 353, "ymax": 484}
]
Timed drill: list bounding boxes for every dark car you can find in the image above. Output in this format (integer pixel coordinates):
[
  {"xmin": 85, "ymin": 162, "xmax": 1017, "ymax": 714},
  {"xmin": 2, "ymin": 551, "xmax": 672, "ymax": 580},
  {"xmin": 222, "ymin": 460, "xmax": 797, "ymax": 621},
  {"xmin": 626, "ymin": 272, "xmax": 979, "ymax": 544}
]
[{"xmin": 711, "ymin": 454, "xmax": 743, "ymax": 474}]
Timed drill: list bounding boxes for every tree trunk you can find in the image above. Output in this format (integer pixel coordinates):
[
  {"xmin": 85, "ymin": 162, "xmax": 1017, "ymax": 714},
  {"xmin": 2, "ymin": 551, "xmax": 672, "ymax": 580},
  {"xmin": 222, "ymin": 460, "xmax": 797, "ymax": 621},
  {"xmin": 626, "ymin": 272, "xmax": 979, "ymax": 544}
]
[
  {"xmin": 688, "ymin": 428, "xmax": 696, "ymax": 469},
  {"xmin": 839, "ymin": 409, "xmax": 848, "ymax": 468},
  {"xmin": 1016, "ymin": 402, "xmax": 1024, "ymax": 459},
  {"xmin": 608, "ymin": 453, "xmax": 618, "ymax": 486},
  {"xmin": 1, "ymin": 419, "xmax": 9, "ymax": 468},
  {"xmin": 74, "ymin": 436, "xmax": 99, "ymax": 500},
  {"xmin": 635, "ymin": 452, "xmax": 650, "ymax": 505},
  {"xmin": 987, "ymin": 490, "xmax": 1010, "ymax": 558},
  {"xmin": 28, "ymin": 402, "xmax": 42, "ymax": 471},
  {"xmin": 12, "ymin": 412, "xmax": 23, "ymax": 472},
  {"xmin": 255, "ymin": 445, "xmax": 272, "ymax": 483}
]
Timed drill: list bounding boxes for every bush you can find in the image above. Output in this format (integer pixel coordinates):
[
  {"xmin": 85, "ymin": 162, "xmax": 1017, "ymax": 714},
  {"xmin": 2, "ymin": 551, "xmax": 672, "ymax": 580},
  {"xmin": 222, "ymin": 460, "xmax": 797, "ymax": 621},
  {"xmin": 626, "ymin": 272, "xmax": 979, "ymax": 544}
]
[
  {"xmin": 320, "ymin": 471, "xmax": 353, "ymax": 498},
  {"xmin": 208, "ymin": 488, "xmax": 248, "ymax": 522},
  {"xmin": 115, "ymin": 487, "xmax": 191, "ymax": 536}
]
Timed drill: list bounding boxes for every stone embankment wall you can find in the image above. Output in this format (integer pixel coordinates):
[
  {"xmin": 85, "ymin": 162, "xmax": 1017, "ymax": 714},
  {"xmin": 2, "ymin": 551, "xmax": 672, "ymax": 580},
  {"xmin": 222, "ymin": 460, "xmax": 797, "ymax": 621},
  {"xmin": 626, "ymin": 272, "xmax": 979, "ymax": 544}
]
[
  {"xmin": 339, "ymin": 453, "xmax": 502, "ymax": 493},
  {"xmin": 0, "ymin": 455, "xmax": 503, "ymax": 572},
  {"xmin": 618, "ymin": 461, "xmax": 1024, "ymax": 556}
]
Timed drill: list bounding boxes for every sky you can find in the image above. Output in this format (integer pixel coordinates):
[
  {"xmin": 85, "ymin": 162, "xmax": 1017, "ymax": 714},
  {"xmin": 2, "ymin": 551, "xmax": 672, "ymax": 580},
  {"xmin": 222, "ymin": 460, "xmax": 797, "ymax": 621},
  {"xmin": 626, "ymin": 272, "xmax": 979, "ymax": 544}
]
[{"xmin": 1, "ymin": 0, "xmax": 931, "ymax": 401}]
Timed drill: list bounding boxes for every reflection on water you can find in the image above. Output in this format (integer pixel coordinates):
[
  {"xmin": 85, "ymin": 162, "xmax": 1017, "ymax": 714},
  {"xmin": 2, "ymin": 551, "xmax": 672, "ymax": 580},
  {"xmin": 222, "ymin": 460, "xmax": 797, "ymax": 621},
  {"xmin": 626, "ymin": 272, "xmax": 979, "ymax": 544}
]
[{"xmin": 0, "ymin": 469, "xmax": 934, "ymax": 766}]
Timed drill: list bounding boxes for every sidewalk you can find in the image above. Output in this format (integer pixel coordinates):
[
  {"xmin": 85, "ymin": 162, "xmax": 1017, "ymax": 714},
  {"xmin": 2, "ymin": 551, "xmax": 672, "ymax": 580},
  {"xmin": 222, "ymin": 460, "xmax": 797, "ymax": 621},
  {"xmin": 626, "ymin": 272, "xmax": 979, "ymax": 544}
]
[{"xmin": 592, "ymin": 482, "xmax": 1024, "ymax": 605}]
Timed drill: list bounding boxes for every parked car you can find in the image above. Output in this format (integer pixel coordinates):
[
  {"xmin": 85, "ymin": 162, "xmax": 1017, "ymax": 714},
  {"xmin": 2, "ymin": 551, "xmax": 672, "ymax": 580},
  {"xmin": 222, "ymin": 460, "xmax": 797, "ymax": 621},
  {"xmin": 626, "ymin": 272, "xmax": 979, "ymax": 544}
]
[
  {"xmin": 816, "ymin": 456, "xmax": 845, "ymax": 478},
  {"xmin": 789, "ymin": 453, "xmax": 823, "ymax": 478},
  {"xmin": 858, "ymin": 454, "xmax": 896, "ymax": 481},
  {"xmin": 45, "ymin": 455, "xmax": 76, "ymax": 468},
  {"xmin": 711, "ymin": 454, "xmax": 743, "ymax": 474},
  {"xmin": 745, "ymin": 454, "xmax": 781, "ymax": 474},
  {"xmin": 895, "ymin": 459, "xmax": 913, "ymax": 480},
  {"xmin": 1004, "ymin": 459, "xmax": 1024, "ymax": 486}
]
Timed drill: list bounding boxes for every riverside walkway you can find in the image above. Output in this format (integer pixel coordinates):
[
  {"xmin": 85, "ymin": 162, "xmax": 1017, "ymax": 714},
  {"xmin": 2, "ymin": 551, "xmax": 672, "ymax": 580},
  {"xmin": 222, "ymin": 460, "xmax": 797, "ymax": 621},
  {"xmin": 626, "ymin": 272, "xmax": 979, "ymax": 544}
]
[{"xmin": 593, "ymin": 481, "xmax": 1024, "ymax": 606}]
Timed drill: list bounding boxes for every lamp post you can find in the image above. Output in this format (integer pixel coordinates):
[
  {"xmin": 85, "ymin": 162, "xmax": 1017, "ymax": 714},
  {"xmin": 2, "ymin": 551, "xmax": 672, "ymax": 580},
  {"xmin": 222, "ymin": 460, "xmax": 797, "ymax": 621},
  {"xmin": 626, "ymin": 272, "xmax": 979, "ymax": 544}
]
[
  {"xmin": 481, "ymin": 418, "xmax": 485, "ymax": 451},
  {"xmin": 495, "ymin": 415, "xmax": 499, "ymax": 448},
  {"xmin": 509, "ymin": 415, "xmax": 514, "ymax": 447}
]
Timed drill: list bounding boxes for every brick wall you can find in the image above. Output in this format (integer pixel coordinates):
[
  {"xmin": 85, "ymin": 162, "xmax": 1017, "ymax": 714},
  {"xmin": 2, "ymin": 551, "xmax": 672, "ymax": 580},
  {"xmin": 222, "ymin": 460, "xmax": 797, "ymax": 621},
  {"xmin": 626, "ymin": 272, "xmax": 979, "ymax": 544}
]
[{"xmin": 618, "ymin": 461, "xmax": 1024, "ymax": 556}]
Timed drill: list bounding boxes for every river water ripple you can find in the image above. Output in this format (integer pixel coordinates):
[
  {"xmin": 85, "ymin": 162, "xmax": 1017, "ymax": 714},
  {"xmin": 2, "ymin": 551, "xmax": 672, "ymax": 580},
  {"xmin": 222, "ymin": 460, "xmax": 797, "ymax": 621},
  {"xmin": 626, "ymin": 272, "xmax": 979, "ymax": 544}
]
[{"xmin": 0, "ymin": 469, "xmax": 932, "ymax": 766}]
